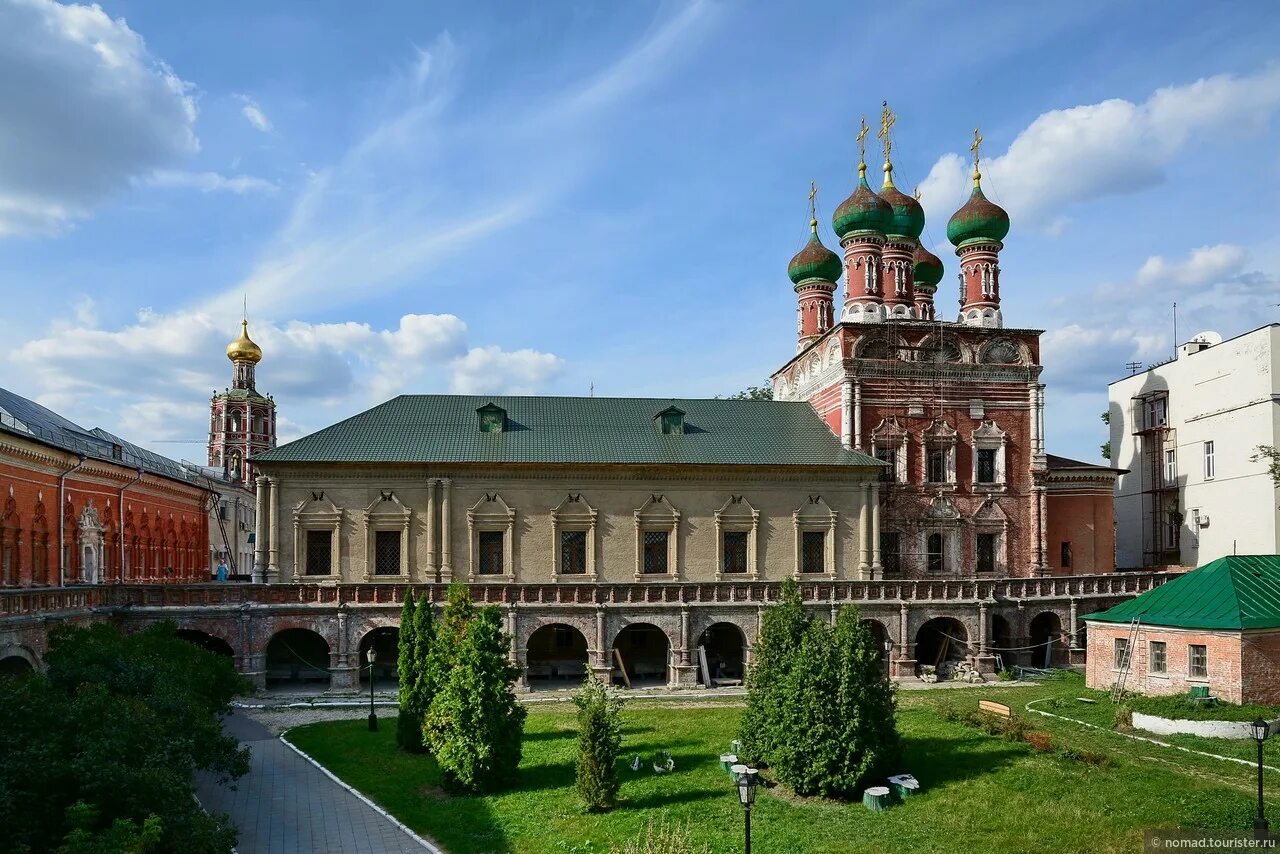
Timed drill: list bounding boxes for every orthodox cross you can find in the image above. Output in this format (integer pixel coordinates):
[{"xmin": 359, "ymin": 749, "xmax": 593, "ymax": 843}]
[
  {"xmin": 971, "ymin": 127, "xmax": 984, "ymax": 177},
  {"xmin": 878, "ymin": 101, "xmax": 896, "ymax": 165},
  {"xmin": 856, "ymin": 117, "xmax": 870, "ymax": 166},
  {"xmin": 808, "ymin": 180, "xmax": 818, "ymax": 226}
]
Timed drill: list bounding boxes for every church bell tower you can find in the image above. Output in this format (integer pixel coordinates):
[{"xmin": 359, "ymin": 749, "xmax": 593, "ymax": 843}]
[{"xmin": 208, "ymin": 319, "xmax": 276, "ymax": 487}]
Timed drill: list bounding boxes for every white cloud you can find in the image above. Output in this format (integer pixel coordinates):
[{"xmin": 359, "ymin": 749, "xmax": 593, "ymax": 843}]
[
  {"xmin": 0, "ymin": 0, "xmax": 199, "ymax": 236},
  {"xmin": 918, "ymin": 65, "xmax": 1280, "ymax": 231},
  {"xmin": 145, "ymin": 170, "xmax": 278, "ymax": 194},
  {"xmin": 236, "ymin": 95, "xmax": 273, "ymax": 133},
  {"xmin": 1135, "ymin": 244, "xmax": 1247, "ymax": 290},
  {"xmin": 10, "ymin": 308, "xmax": 563, "ymax": 447}
]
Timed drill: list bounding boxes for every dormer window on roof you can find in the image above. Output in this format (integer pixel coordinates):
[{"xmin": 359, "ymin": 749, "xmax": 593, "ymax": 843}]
[
  {"xmin": 655, "ymin": 406, "xmax": 685, "ymax": 435},
  {"xmin": 477, "ymin": 403, "xmax": 507, "ymax": 433}
]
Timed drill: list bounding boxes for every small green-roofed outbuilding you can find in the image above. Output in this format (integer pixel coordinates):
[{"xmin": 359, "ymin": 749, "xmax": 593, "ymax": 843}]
[{"xmin": 1083, "ymin": 555, "xmax": 1280, "ymax": 631}]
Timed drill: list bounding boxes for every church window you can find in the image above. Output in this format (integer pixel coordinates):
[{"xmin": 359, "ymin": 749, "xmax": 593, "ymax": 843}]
[
  {"xmin": 801, "ymin": 531, "xmax": 825, "ymax": 574},
  {"xmin": 373, "ymin": 530, "xmax": 400, "ymax": 576},
  {"xmin": 927, "ymin": 449, "xmax": 946, "ymax": 484},
  {"xmin": 977, "ymin": 449, "xmax": 997, "ymax": 483},
  {"xmin": 305, "ymin": 530, "xmax": 332, "ymax": 575},
  {"xmin": 643, "ymin": 531, "xmax": 669, "ymax": 574},
  {"xmin": 880, "ymin": 532, "xmax": 901, "ymax": 576},
  {"xmin": 721, "ymin": 531, "xmax": 748, "ymax": 574},
  {"xmin": 560, "ymin": 530, "xmax": 587, "ymax": 575},
  {"xmin": 231, "ymin": 412, "xmax": 242, "ymax": 432},
  {"xmin": 875, "ymin": 446, "xmax": 896, "ymax": 482},
  {"xmin": 927, "ymin": 533, "xmax": 944, "ymax": 574},
  {"xmin": 976, "ymin": 533, "xmax": 996, "ymax": 573},
  {"xmin": 478, "ymin": 531, "xmax": 504, "ymax": 575}
]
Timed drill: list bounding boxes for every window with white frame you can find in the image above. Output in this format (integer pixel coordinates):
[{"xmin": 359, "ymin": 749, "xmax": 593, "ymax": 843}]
[
  {"xmin": 1146, "ymin": 396, "xmax": 1167, "ymax": 429},
  {"xmin": 305, "ymin": 530, "xmax": 332, "ymax": 576},
  {"xmin": 633, "ymin": 495, "xmax": 679, "ymax": 580},
  {"xmin": 871, "ymin": 417, "xmax": 908, "ymax": 485},
  {"xmin": 714, "ymin": 496, "xmax": 759, "ymax": 579},
  {"xmin": 1203, "ymin": 441, "xmax": 1215, "ymax": 480},
  {"xmin": 792, "ymin": 496, "xmax": 837, "ymax": 576},
  {"xmin": 292, "ymin": 494, "xmax": 342, "ymax": 580},
  {"xmin": 923, "ymin": 420, "xmax": 958, "ymax": 485},
  {"xmin": 551, "ymin": 494, "xmax": 597, "ymax": 579},
  {"xmin": 1164, "ymin": 449, "xmax": 1177, "ymax": 486},
  {"xmin": 971, "ymin": 421, "xmax": 1008, "ymax": 488},
  {"xmin": 467, "ymin": 493, "xmax": 516, "ymax": 580},
  {"xmin": 362, "ymin": 492, "xmax": 410, "ymax": 580}
]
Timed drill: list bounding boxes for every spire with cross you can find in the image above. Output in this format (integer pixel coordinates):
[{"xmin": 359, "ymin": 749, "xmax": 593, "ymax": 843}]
[
  {"xmin": 808, "ymin": 180, "xmax": 818, "ymax": 232},
  {"xmin": 878, "ymin": 101, "xmax": 896, "ymax": 187},
  {"xmin": 856, "ymin": 116, "xmax": 870, "ymax": 179},
  {"xmin": 970, "ymin": 127, "xmax": 984, "ymax": 187}
]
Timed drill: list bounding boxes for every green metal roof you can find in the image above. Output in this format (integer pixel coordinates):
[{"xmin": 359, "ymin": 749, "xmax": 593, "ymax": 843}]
[
  {"xmin": 253, "ymin": 394, "xmax": 881, "ymax": 468},
  {"xmin": 1084, "ymin": 556, "xmax": 1280, "ymax": 630}
]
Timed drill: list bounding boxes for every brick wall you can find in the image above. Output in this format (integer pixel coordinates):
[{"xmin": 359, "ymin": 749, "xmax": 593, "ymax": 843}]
[{"xmin": 1086, "ymin": 622, "xmax": 1251, "ymax": 703}]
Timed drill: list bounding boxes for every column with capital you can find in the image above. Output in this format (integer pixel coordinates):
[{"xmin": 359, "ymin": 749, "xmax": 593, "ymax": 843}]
[
  {"xmin": 673, "ymin": 605, "xmax": 698, "ymax": 687},
  {"xmin": 266, "ymin": 477, "xmax": 280, "ymax": 583},
  {"xmin": 440, "ymin": 478, "xmax": 453, "ymax": 582},
  {"xmin": 252, "ymin": 476, "xmax": 267, "ymax": 582},
  {"xmin": 975, "ymin": 602, "xmax": 997, "ymax": 674},
  {"xmin": 425, "ymin": 478, "xmax": 437, "ymax": 582},
  {"xmin": 590, "ymin": 606, "xmax": 612, "ymax": 684},
  {"xmin": 892, "ymin": 603, "xmax": 916, "ymax": 679}
]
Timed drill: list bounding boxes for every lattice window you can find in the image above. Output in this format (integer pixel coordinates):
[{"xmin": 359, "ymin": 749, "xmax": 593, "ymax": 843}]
[
  {"xmin": 305, "ymin": 530, "xmax": 332, "ymax": 576},
  {"xmin": 373, "ymin": 530, "xmax": 400, "ymax": 576},
  {"xmin": 1149, "ymin": 641, "xmax": 1167, "ymax": 674},
  {"xmin": 875, "ymin": 446, "xmax": 896, "ymax": 482},
  {"xmin": 722, "ymin": 531, "xmax": 748, "ymax": 574},
  {"xmin": 1189, "ymin": 645, "xmax": 1207, "ymax": 678},
  {"xmin": 880, "ymin": 532, "xmax": 901, "ymax": 576},
  {"xmin": 976, "ymin": 533, "xmax": 996, "ymax": 573},
  {"xmin": 560, "ymin": 530, "xmax": 587, "ymax": 575},
  {"xmin": 478, "ymin": 531, "xmax": 504, "ymax": 575},
  {"xmin": 977, "ymin": 449, "xmax": 997, "ymax": 484},
  {"xmin": 643, "ymin": 531, "xmax": 669, "ymax": 574},
  {"xmin": 801, "ymin": 531, "xmax": 825, "ymax": 574}
]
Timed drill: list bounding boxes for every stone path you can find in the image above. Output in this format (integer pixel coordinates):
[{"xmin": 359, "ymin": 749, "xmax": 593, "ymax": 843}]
[{"xmin": 196, "ymin": 712, "xmax": 432, "ymax": 854}]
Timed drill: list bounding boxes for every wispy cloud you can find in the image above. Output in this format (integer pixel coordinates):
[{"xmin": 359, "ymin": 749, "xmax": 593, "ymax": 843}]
[
  {"xmin": 236, "ymin": 94, "xmax": 273, "ymax": 132},
  {"xmin": 145, "ymin": 169, "xmax": 278, "ymax": 194}
]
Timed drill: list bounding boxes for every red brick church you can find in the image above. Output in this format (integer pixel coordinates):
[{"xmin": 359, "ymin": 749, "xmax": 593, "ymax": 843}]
[{"xmin": 772, "ymin": 112, "xmax": 1115, "ymax": 578}]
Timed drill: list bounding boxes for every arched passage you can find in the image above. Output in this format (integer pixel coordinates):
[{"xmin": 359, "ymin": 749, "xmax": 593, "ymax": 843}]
[
  {"xmin": 1029, "ymin": 612, "xmax": 1066, "ymax": 668},
  {"xmin": 696, "ymin": 622, "xmax": 745, "ymax": 687},
  {"xmin": 357, "ymin": 627, "xmax": 400, "ymax": 688},
  {"xmin": 990, "ymin": 614, "xmax": 1014, "ymax": 668},
  {"xmin": 266, "ymin": 628, "xmax": 331, "ymax": 688},
  {"xmin": 176, "ymin": 629, "xmax": 234, "ymax": 659},
  {"xmin": 0, "ymin": 656, "xmax": 34, "ymax": 678},
  {"xmin": 863, "ymin": 619, "xmax": 891, "ymax": 675},
  {"xmin": 525, "ymin": 624, "xmax": 589, "ymax": 690},
  {"xmin": 915, "ymin": 617, "xmax": 968, "ymax": 670},
  {"xmin": 612, "ymin": 623, "xmax": 670, "ymax": 688}
]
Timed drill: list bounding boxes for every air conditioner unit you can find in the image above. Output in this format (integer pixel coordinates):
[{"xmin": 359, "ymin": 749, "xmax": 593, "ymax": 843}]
[{"xmin": 1198, "ymin": 515, "xmax": 1210, "ymax": 528}]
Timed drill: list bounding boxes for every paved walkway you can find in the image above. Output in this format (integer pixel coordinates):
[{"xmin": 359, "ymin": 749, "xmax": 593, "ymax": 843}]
[{"xmin": 196, "ymin": 712, "xmax": 430, "ymax": 854}]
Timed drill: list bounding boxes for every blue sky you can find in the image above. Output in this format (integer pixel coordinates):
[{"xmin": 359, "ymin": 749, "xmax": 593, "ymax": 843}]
[{"xmin": 1, "ymin": 0, "xmax": 1277, "ymax": 464}]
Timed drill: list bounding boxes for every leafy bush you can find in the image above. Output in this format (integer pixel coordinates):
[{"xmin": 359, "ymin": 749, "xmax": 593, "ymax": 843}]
[
  {"xmin": 0, "ymin": 622, "xmax": 249, "ymax": 853},
  {"xmin": 1002, "ymin": 714, "xmax": 1032, "ymax": 743},
  {"xmin": 996, "ymin": 668, "xmax": 1015, "ymax": 682},
  {"xmin": 424, "ymin": 603, "xmax": 527, "ymax": 793},
  {"xmin": 738, "ymin": 578, "xmax": 807, "ymax": 765},
  {"xmin": 1025, "ymin": 731, "xmax": 1055, "ymax": 752},
  {"xmin": 574, "ymin": 677, "xmax": 624, "ymax": 811},
  {"xmin": 768, "ymin": 608, "xmax": 900, "ymax": 798},
  {"xmin": 1113, "ymin": 704, "xmax": 1133, "ymax": 729}
]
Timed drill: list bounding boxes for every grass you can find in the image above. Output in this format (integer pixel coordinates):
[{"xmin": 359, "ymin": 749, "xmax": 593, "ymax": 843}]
[
  {"xmin": 1123, "ymin": 693, "xmax": 1280, "ymax": 723},
  {"xmin": 286, "ymin": 677, "xmax": 1279, "ymax": 854}
]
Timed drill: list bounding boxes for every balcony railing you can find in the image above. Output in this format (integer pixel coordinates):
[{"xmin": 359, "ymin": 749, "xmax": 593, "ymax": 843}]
[{"xmin": 0, "ymin": 571, "xmax": 1175, "ymax": 617}]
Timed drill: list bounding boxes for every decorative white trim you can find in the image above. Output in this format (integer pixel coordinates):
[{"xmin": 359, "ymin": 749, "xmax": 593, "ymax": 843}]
[
  {"xmin": 871, "ymin": 417, "xmax": 909, "ymax": 485},
  {"xmin": 467, "ymin": 493, "xmax": 516, "ymax": 581},
  {"xmin": 792, "ymin": 495, "xmax": 837, "ymax": 577},
  {"xmin": 634, "ymin": 494, "xmax": 680, "ymax": 580},
  {"xmin": 714, "ymin": 495, "xmax": 759, "ymax": 580},
  {"xmin": 550, "ymin": 493, "xmax": 597, "ymax": 581},
  {"xmin": 292, "ymin": 494, "xmax": 342, "ymax": 581},
  {"xmin": 972, "ymin": 420, "xmax": 1009, "ymax": 491},
  {"xmin": 923, "ymin": 419, "xmax": 958, "ymax": 486},
  {"xmin": 362, "ymin": 492, "xmax": 411, "ymax": 581}
]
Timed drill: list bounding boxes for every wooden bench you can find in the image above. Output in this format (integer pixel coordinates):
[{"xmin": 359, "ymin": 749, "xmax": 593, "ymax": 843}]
[{"xmin": 979, "ymin": 700, "xmax": 1011, "ymax": 718}]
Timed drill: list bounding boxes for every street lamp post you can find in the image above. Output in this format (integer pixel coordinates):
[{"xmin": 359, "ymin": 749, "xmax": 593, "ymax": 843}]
[
  {"xmin": 731, "ymin": 763, "xmax": 759, "ymax": 854},
  {"xmin": 1252, "ymin": 718, "xmax": 1270, "ymax": 841},
  {"xmin": 367, "ymin": 647, "xmax": 378, "ymax": 732},
  {"xmin": 884, "ymin": 638, "xmax": 894, "ymax": 678}
]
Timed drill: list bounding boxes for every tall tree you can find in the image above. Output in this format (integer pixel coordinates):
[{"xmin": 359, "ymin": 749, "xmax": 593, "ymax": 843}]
[
  {"xmin": 396, "ymin": 591, "xmax": 420, "ymax": 751},
  {"xmin": 0, "ymin": 622, "xmax": 249, "ymax": 853},
  {"xmin": 573, "ymin": 676, "xmax": 624, "ymax": 811},
  {"xmin": 406, "ymin": 594, "xmax": 436, "ymax": 754},
  {"xmin": 424, "ymin": 604, "xmax": 526, "ymax": 793},
  {"xmin": 738, "ymin": 577, "xmax": 808, "ymax": 765}
]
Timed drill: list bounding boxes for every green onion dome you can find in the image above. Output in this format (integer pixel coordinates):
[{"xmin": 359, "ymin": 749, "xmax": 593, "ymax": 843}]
[
  {"xmin": 946, "ymin": 177, "xmax": 1009, "ymax": 246},
  {"xmin": 913, "ymin": 244, "xmax": 944, "ymax": 290},
  {"xmin": 788, "ymin": 221, "xmax": 843, "ymax": 285},
  {"xmin": 832, "ymin": 164, "xmax": 892, "ymax": 239},
  {"xmin": 879, "ymin": 177, "xmax": 925, "ymax": 240}
]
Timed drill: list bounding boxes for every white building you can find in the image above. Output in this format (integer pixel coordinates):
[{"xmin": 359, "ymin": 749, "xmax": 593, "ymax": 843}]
[
  {"xmin": 1109, "ymin": 324, "xmax": 1280, "ymax": 568},
  {"xmin": 192, "ymin": 468, "xmax": 257, "ymax": 580}
]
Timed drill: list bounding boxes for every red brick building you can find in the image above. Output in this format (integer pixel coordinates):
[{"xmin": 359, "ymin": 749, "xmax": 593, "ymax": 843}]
[
  {"xmin": 0, "ymin": 387, "xmax": 210, "ymax": 587},
  {"xmin": 1085, "ymin": 555, "xmax": 1280, "ymax": 704},
  {"xmin": 772, "ymin": 114, "xmax": 1117, "ymax": 581}
]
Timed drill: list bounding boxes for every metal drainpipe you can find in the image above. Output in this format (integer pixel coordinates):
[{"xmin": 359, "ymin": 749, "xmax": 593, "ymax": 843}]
[
  {"xmin": 58, "ymin": 455, "xmax": 88, "ymax": 588},
  {"xmin": 118, "ymin": 469, "xmax": 144, "ymax": 583}
]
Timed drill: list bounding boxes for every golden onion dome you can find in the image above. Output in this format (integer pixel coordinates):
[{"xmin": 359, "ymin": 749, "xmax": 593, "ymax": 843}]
[{"xmin": 226, "ymin": 319, "xmax": 263, "ymax": 364}]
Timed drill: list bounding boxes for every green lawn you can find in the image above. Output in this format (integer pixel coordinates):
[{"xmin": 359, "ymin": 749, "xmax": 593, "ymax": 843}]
[{"xmin": 286, "ymin": 677, "xmax": 1276, "ymax": 854}]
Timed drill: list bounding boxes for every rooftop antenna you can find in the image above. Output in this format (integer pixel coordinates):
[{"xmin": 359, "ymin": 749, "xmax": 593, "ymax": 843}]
[
  {"xmin": 1125, "ymin": 361, "xmax": 1142, "ymax": 376},
  {"xmin": 1172, "ymin": 301, "xmax": 1178, "ymax": 355}
]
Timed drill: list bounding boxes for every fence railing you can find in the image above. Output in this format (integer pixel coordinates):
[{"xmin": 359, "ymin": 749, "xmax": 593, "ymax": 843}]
[{"xmin": 0, "ymin": 571, "xmax": 1175, "ymax": 617}]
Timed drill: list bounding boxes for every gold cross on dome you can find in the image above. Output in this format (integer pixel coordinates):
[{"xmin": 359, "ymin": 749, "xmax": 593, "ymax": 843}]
[
  {"xmin": 856, "ymin": 117, "xmax": 870, "ymax": 165},
  {"xmin": 971, "ymin": 127, "xmax": 983, "ymax": 170},
  {"xmin": 878, "ymin": 101, "xmax": 896, "ymax": 163},
  {"xmin": 808, "ymin": 181, "xmax": 818, "ymax": 222}
]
